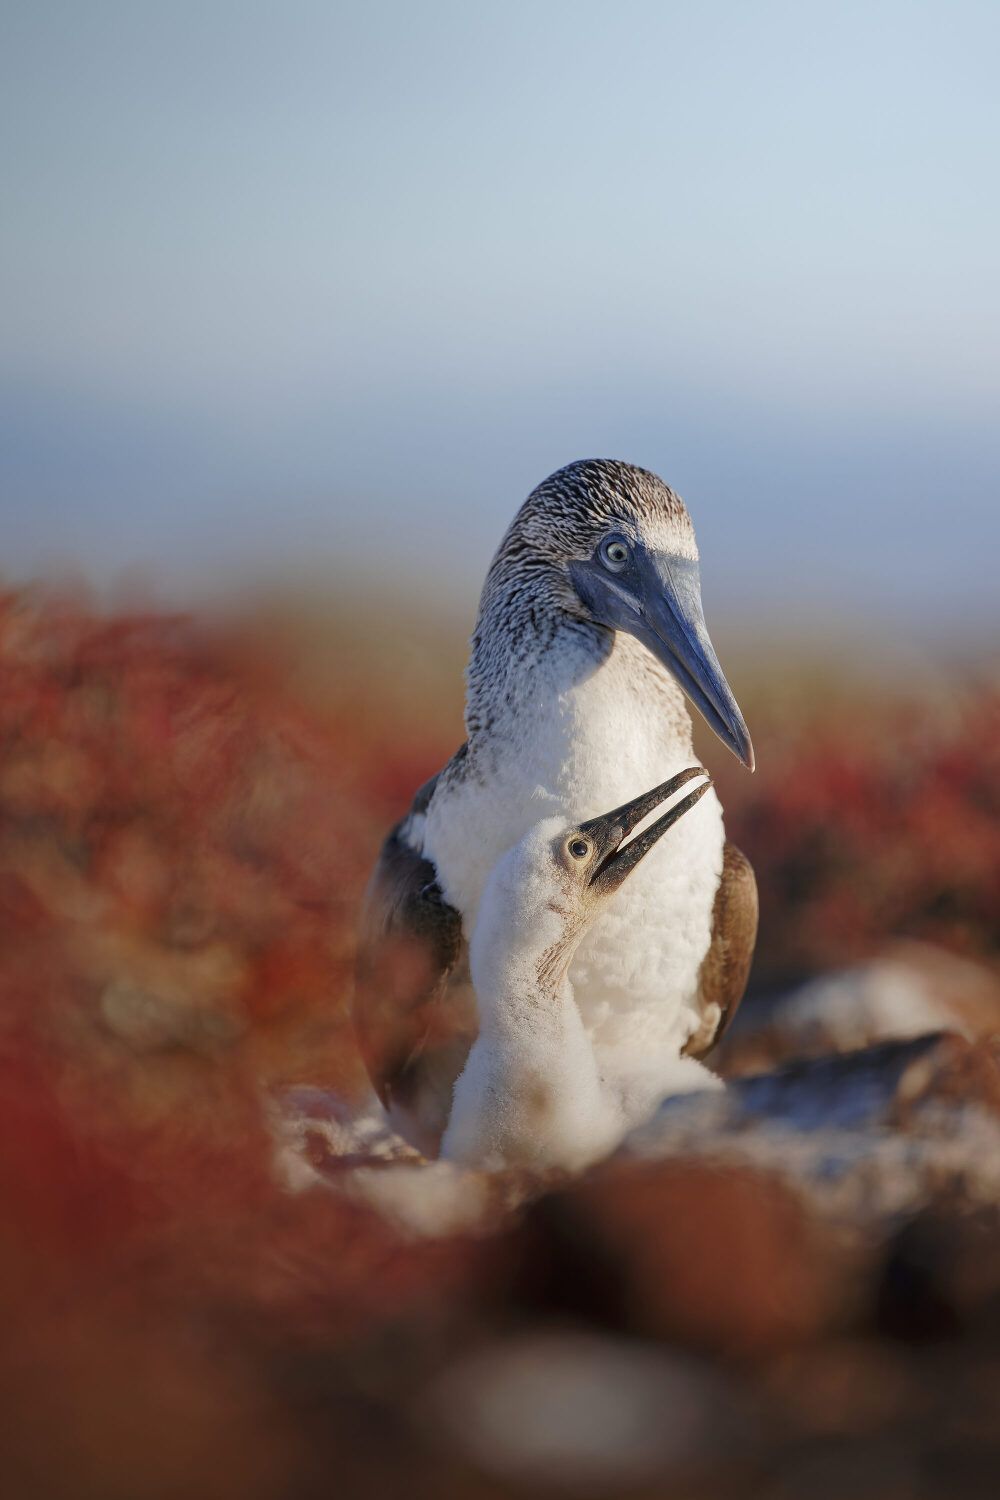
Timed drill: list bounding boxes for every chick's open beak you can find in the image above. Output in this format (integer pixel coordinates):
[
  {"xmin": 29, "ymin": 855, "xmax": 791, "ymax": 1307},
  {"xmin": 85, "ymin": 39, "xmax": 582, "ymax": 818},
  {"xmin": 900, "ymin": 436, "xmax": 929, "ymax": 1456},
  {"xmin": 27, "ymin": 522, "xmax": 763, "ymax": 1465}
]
[{"xmin": 579, "ymin": 765, "xmax": 713, "ymax": 897}]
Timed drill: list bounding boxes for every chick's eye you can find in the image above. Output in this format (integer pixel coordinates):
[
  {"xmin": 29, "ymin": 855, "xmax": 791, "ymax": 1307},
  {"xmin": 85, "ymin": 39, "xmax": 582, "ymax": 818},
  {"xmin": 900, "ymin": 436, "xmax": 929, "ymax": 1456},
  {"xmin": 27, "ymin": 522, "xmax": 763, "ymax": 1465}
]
[
  {"xmin": 600, "ymin": 538, "xmax": 629, "ymax": 572},
  {"xmin": 568, "ymin": 837, "xmax": 590, "ymax": 860}
]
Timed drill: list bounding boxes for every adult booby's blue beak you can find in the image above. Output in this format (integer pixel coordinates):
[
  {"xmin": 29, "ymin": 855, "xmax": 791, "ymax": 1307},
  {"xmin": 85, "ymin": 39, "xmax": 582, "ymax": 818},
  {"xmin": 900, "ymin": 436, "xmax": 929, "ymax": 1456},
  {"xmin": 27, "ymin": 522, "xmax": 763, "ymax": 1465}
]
[{"xmin": 570, "ymin": 543, "xmax": 755, "ymax": 771}]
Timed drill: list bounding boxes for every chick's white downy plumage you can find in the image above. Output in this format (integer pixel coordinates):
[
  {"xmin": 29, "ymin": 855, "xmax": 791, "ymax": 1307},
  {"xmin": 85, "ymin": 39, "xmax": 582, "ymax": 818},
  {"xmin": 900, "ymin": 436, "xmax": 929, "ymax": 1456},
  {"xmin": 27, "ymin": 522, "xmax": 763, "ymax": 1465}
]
[{"xmin": 442, "ymin": 770, "xmax": 721, "ymax": 1172}]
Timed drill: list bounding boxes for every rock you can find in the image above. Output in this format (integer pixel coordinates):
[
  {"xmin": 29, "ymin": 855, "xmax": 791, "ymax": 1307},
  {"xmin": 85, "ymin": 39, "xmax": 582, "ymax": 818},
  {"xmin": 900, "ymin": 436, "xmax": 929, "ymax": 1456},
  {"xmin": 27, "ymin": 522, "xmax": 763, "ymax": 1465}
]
[
  {"xmin": 758, "ymin": 1339, "xmax": 917, "ymax": 1439},
  {"xmin": 516, "ymin": 1160, "xmax": 856, "ymax": 1356},
  {"xmin": 716, "ymin": 942, "xmax": 1000, "ymax": 1079},
  {"xmin": 614, "ymin": 1035, "xmax": 1000, "ymax": 1253},
  {"xmin": 417, "ymin": 1330, "xmax": 744, "ymax": 1489},
  {"xmin": 877, "ymin": 1199, "xmax": 1000, "ymax": 1341},
  {"xmin": 724, "ymin": 1032, "xmax": 1000, "ymax": 1133},
  {"xmin": 275, "ymin": 1036, "xmax": 1000, "ymax": 1256},
  {"xmin": 890, "ymin": 1032, "xmax": 1000, "ymax": 1127},
  {"xmin": 271, "ymin": 1087, "xmax": 520, "ymax": 1237}
]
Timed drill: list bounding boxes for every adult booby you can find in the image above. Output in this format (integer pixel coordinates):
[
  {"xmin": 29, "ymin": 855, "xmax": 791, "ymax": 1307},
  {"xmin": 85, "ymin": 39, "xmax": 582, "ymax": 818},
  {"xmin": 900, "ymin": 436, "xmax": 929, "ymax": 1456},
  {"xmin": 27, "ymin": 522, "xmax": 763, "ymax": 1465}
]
[
  {"xmin": 441, "ymin": 768, "xmax": 714, "ymax": 1171},
  {"xmin": 356, "ymin": 459, "xmax": 757, "ymax": 1154}
]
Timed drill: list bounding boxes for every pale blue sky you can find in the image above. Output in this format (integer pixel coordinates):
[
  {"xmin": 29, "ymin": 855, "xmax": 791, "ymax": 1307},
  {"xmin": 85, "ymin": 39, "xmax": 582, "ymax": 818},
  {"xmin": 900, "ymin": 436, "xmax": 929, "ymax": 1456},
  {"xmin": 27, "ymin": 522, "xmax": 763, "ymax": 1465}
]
[{"xmin": 1, "ymin": 2, "xmax": 998, "ymax": 629}]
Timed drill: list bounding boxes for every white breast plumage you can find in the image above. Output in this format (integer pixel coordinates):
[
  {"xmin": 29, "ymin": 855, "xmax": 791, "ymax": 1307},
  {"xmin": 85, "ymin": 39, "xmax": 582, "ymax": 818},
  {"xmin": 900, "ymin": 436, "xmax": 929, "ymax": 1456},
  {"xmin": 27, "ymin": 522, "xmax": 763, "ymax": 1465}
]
[{"xmin": 419, "ymin": 632, "xmax": 724, "ymax": 1113}]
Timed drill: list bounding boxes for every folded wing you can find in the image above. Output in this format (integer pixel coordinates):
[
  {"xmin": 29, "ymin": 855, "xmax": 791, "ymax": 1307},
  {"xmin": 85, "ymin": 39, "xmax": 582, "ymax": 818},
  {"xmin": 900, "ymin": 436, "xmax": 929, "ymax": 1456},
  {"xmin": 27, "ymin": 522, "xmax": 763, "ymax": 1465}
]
[
  {"xmin": 684, "ymin": 842, "xmax": 758, "ymax": 1059},
  {"xmin": 353, "ymin": 764, "xmax": 476, "ymax": 1153}
]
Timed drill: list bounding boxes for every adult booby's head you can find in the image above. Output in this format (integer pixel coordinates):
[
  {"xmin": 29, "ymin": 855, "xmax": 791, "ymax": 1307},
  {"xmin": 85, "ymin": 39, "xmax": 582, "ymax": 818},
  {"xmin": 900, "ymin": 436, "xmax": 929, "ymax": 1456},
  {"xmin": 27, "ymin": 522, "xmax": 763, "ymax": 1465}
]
[{"xmin": 472, "ymin": 458, "xmax": 753, "ymax": 770}]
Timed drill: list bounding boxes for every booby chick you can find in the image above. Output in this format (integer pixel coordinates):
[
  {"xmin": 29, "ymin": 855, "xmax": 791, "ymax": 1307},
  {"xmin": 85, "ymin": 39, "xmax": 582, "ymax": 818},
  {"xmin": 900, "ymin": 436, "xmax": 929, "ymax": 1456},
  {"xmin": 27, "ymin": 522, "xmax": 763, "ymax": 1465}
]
[
  {"xmin": 442, "ymin": 768, "xmax": 715, "ymax": 1172},
  {"xmin": 356, "ymin": 459, "xmax": 758, "ymax": 1155}
]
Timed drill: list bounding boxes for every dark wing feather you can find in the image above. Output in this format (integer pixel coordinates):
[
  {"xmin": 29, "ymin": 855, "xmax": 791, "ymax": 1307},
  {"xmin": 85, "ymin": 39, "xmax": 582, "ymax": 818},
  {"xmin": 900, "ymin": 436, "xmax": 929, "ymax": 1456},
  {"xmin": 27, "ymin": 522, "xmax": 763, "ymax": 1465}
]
[
  {"xmin": 683, "ymin": 842, "xmax": 758, "ymax": 1060},
  {"xmin": 353, "ymin": 758, "xmax": 477, "ymax": 1153}
]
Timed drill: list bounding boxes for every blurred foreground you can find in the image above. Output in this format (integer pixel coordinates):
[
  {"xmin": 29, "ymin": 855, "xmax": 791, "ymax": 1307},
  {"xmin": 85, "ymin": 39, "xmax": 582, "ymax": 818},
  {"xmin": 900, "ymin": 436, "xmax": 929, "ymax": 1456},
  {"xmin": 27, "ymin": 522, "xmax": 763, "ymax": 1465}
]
[{"xmin": 2, "ymin": 582, "xmax": 1000, "ymax": 1500}]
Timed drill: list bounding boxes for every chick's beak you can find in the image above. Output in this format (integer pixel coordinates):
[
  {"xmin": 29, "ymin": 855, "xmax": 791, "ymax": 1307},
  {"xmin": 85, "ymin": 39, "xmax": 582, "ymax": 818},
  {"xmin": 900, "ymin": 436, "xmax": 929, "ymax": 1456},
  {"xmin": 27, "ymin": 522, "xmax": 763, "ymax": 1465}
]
[{"xmin": 579, "ymin": 765, "xmax": 713, "ymax": 897}]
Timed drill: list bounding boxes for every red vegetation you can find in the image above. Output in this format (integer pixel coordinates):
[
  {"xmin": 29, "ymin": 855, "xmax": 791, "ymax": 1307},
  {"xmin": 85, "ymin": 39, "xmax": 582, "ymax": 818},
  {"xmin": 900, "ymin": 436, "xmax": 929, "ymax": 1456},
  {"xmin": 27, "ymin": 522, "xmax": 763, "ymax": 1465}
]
[
  {"xmin": 716, "ymin": 686, "xmax": 1000, "ymax": 988},
  {"xmin": 1, "ymin": 584, "xmax": 999, "ymax": 1495},
  {"xmin": 0, "ymin": 589, "xmax": 479, "ymax": 1498}
]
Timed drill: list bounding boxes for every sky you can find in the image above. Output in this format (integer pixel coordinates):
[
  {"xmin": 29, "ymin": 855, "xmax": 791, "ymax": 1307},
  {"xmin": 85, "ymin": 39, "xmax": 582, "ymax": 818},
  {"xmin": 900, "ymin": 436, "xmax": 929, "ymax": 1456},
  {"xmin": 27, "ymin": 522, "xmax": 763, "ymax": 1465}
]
[{"xmin": 2, "ymin": 2, "xmax": 998, "ymax": 634}]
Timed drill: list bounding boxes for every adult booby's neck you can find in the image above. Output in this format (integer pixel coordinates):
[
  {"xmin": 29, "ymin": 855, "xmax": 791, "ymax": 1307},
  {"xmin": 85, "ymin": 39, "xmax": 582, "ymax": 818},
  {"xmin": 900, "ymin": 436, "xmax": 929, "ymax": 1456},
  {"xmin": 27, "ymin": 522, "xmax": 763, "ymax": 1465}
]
[{"xmin": 464, "ymin": 567, "xmax": 695, "ymax": 765}]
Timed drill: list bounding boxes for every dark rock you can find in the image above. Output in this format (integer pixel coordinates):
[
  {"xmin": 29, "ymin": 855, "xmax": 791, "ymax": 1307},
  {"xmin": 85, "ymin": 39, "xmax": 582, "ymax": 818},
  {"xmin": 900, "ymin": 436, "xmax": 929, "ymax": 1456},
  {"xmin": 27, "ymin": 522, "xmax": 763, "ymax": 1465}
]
[
  {"xmin": 877, "ymin": 1201, "xmax": 1000, "ymax": 1343},
  {"xmin": 515, "ymin": 1159, "xmax": 857, "ymax": 1356}
]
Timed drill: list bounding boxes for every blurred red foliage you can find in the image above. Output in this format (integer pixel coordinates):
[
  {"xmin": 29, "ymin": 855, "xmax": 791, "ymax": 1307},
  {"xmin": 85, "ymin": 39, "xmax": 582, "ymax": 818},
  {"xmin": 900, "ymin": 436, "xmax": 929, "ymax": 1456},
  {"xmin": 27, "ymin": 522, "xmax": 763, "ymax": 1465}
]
[
  {"xmin": 0, "ymin": 588, "xmax": 479, "ymax": 1498},
  {"xmin": 2, "ymin": 583, "xmax": 999, "ymax": 1495},
  {"xmin": 715, "ymin": 687, "xmax": 1000, "ymax": 988}
]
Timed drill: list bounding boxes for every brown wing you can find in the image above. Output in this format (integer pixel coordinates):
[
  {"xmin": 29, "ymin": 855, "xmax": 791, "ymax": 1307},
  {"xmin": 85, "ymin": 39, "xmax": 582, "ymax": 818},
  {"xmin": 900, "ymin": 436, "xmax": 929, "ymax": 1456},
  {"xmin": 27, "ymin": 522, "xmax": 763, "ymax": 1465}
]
[
  {"xmin": 353, "ymin": 761, "xmax": 477, "ymax": 1154},
  {"xmin": 683, "ymin": 842, "xmax": 758, "ymax": 1060}
]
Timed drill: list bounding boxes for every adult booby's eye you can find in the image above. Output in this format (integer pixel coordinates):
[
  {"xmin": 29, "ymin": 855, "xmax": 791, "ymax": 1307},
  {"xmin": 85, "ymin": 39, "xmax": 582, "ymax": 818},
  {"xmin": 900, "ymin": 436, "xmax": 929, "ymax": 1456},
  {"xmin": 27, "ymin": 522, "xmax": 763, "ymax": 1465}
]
[
  {"xmin": 600, "ymin": 537, "xmax": 630, "ymax": 572},
  {"xmin": 568, "ymin": 837, "xmax": 591, "ymax": 860}
]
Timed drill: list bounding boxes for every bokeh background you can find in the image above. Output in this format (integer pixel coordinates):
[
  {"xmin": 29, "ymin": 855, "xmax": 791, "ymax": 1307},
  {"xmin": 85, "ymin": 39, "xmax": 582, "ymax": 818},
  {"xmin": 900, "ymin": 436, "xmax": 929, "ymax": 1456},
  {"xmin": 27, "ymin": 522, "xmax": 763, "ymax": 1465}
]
[
  {"xmin": 2, "ymin": 5, "xmax": 1000, "ymax": 1498},
  {"xmin": 4, "ymin": 1, "xmax": 999, "ymax": 632}
]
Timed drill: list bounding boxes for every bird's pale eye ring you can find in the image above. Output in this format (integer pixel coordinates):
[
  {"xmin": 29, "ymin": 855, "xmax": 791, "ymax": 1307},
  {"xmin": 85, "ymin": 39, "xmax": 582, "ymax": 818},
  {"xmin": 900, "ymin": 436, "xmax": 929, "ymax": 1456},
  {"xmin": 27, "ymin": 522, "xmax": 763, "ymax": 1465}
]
[
  {"xmin": 567, "ymin": 837, "xmax": 591, "ymax": 860},
  {"xmin": 600, "ymin": 538, "xmax": 630, "ymax": 572}
]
